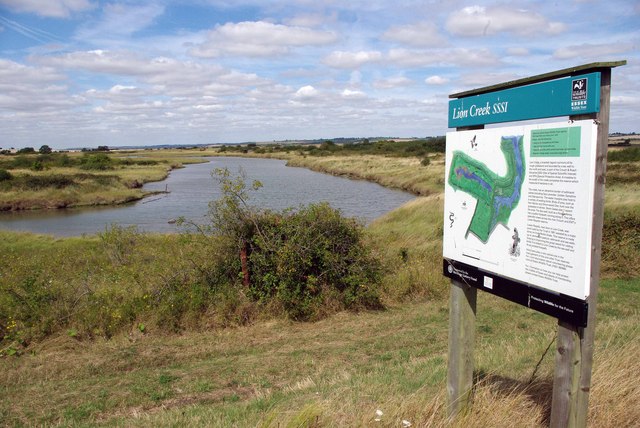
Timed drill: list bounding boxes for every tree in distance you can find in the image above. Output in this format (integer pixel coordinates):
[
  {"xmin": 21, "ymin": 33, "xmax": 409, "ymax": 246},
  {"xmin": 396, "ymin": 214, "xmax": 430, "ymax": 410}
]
[{"xmin": 39, "ymin": 145, "xmax": 52, "ymax": 154}]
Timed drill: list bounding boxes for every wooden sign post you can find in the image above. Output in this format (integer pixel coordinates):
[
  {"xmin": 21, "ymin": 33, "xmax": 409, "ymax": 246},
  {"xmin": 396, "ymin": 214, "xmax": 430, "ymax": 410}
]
[
  {"xmin": 550, "ymin": 67, "xmax": 612, "ymax": 428},
  {"xmin": 443, "ymin": 61, "xmax": 625, "ymax": 424}
]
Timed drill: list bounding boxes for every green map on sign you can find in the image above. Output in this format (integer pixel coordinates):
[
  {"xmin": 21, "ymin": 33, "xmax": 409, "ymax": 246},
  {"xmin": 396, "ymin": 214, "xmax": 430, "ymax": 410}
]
[{"xmin": 448, "ymin": 135, "xmax": 525, "ymax": 243}]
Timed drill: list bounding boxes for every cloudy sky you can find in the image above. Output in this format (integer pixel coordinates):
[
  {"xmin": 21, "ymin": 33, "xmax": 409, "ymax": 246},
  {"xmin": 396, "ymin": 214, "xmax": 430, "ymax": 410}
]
[{"xmin": 0, "ymin": 0, "xmax": 638, "ymax": 149}]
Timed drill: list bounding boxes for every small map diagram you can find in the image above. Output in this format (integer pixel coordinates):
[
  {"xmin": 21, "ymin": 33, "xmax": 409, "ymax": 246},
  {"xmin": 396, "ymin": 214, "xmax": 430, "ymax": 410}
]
[{"xmin": 448, "ymin": 135, "xmax": 525, "ymax": 243}]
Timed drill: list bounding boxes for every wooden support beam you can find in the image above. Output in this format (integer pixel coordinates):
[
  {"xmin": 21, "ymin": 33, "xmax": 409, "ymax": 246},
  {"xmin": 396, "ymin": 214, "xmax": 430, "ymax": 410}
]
[
  {"xmin": 447, "ymin": 278, "xmax": 477, "ymax": 418},
  {"xmin": 550, "ymin": 321, "xmax": 582, "ymax": 426},
  {"xmin": 549, "ymin": 68, "xmax": 611, "ymax": 428}
]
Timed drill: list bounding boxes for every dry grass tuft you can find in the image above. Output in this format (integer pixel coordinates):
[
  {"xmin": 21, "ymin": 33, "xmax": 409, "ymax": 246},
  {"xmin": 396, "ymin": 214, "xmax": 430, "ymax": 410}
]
[{"xmin": 588, "ymin": 327, "xmax": 640, "ymax": 426}]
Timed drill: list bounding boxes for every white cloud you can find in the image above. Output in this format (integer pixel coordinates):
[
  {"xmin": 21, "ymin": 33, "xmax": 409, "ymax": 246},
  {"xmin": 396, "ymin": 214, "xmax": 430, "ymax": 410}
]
[
  {"xmin": 33, "ymin": 50, "xmax": 228, "ymax": 91},
  {"xmin": 373, "ymin": 76, "xmax": 413, "ymax": 89},
  {"xmin": 553, "ymin": 42, "xmax": 634, "ymax": 60},
  {"xmin": 341, "ymin": 89, "xmax": 366, "ymax": 99},
  {"xmin": 0, "ymin": 58, "xmax": 64, "ymax": 83},
  {"xmin": 35, "ymin": 50, "xmax": 182, "ymax": 76},
  {"xmin": 506, "ymin": 47, "xmax": 530, "ymax": 56},
  {"xmin": 294, "ymin": 85, "xmax": 319, "ymax": 99},
  {"xmin": 75, "ymin": 3, "xmax": 164, "ymax": 40},
  {"xmin": 190, "ymin": 21, "xmax": 337, "ymax": 58},
  {"xmin": 323, "ymin": 50, "xmax": 383, "ymax": 68},
  {"xmin": 457, "ymin": 72, "xmax": 521, "ymax": 89},
  {"xmin": 285, "ymin": 12, "xmax": 335, "ymax": 28},
  {"xmin": 0, "ymin": 59, "xmax": 83, "ymax": 112},
  {"xmin": 446, "ymin": 5, "xmax": 566, "ymax": 37},
  {"xmin": 109, "ymin": 85, "xmax": 137, "ymax": 94},
  {"xmin": 611, "ymin": 95, "xmax": 638, "ymax": 106},
  {"xmin": 33, "ymin": 49, "xmax": 273, "ymax": 101},
  {"xmin": 382, "ymin": 22, "xmax": 446, "ymax": 47},
  {"xmin": 387, "ymin": 48, "xmax": 500, "ymax": 68},
  {"xmin": 422, "ymin": 96, "xmax": 440, "ymax": 105},
  {"xmin": 425, "ymin": 75, "xmax": 449, "ymax": 85},
  {"xmin": 85, "ymin": 84, "xmax": 151, "ymax": 101},
  {"xmin": 93, "ymin": 100, "xmax": 165, "ymax": 115},
  {"xmin": 0, "ymin": 0, "xmax": 94, "ymax": 18}
]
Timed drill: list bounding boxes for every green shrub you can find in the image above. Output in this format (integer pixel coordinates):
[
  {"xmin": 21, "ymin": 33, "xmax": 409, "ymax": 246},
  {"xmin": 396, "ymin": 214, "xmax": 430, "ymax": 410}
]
[
  {"xmin": 53, "ymin": 154, "xmax": 74, "ymax": 167},
  {"xmin": 608, "ymin": 146, "xmax": 640, "ymax": 163},
  {"xmin": 0, "ymin": 169, "xmax": 11, "ymax": 181},
  {"xmin": 31, "ymin": 160, "xmax": 44, "ymax": 171},
  {"xmin": 0, "ymin": 174, "xmax": 77, "ymax": 191},
  {"xmin": 118, "ymin": 159, "xmax": 159, "ymax": 166},
  {"xmin": 12, "ymin": 155, "xmax": 33, "ymax": 169},
  {"xmin": 1, "ymin": 153, "xmax": 77, "ymax": 171},
  {"xmin": 80, "ymin": 153, "xmax": 114, "ymax": 170},
  {"xmin": 424, "ymin": 136, "xmax": 446, "ymax": 153},
  {"xmin": 208, "ymin": 168, "xmax": 382, "ymax": 320},
  {"xmin": 21, "ymin": 175, "xmax": 76, "ymax": 190},
  {"xmin": 319, "ymin": 141, "xmax": 338, "ymax": 151}
]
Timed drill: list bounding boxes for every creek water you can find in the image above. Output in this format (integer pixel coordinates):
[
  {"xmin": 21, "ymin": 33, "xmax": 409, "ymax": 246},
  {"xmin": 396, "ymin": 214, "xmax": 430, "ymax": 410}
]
[{"xmin": 0, "ymin": 157, "xmax": 415, "ymax": 236}]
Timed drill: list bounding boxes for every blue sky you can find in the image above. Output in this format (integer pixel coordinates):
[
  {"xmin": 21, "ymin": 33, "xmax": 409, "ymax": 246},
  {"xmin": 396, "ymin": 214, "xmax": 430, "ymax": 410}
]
[{"xmin": 0, "ymin": 0, "xmax": 638, "ymax": 149}]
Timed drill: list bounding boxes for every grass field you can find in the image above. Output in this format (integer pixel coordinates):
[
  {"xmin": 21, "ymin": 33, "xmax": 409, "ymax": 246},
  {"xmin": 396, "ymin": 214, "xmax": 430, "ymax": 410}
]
[
  {"xmin": 1, "ymin": 145, "xmax": 639, "ymax": 426},
  {"xmin": 0, "ymin": 203, "xmax": 637, "ymax": 426}
]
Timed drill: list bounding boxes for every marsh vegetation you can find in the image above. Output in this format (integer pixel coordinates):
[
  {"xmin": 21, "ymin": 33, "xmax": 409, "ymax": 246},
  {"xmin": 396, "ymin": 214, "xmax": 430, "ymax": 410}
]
[
  {"xmin": 0, "ymin": 143, "xmax": 638, "ymax": 426},
  {"xmin": 0, "ymin": 150, "xmax": 206, "ymax": 210}
]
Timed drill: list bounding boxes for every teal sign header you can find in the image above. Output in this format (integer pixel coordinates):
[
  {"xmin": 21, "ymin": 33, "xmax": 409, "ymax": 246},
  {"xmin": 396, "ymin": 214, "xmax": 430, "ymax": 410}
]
[{"xmin": 448, "ymin": 72, "xmax": 601, "ymax": 128}]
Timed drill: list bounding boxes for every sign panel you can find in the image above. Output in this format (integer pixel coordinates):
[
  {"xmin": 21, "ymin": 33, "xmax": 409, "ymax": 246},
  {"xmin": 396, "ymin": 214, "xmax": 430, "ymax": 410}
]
[
  {"xmin": 443, "ymin": 121, "xmax": 598, "ymax": 310},
  {"xmin": 448, "ymin": 73, "xmax": 601, "ymax": 128}
]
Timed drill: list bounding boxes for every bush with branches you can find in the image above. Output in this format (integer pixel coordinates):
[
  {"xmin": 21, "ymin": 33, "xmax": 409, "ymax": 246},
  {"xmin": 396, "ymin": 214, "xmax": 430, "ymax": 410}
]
[{"xmin": 206, "ymin": 168, "xmax": 382, "ymax": 320}]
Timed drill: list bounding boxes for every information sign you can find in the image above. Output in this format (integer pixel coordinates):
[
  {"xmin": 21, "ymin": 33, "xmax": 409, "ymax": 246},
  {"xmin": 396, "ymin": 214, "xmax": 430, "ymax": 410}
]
[
  {"xmin": 442, "ymin": 120, "xmax": 598, "ymax": 325},
  {"xmin": 448, "ymin": 73, "xmax": 601, "ymax": 128}
]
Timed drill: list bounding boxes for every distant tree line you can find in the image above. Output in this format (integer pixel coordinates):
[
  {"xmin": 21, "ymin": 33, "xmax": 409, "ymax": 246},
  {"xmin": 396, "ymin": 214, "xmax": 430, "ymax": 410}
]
[
  {"xmin": 0, "ymin": 145, "xmax": 112, "ymax": 155},
  {"xmin": 218, "ymin": 136, "xmax": 447, "ymax": 159},
  {"xmin": 0, "ymin": 151, "xmax": 159, "ymax": 180}
]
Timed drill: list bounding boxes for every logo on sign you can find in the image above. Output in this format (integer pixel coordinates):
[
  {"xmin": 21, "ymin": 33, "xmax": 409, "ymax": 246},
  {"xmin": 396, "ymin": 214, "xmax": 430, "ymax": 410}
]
[{"xmin": 571, "ymin": 78, "xmax": 588, "ymax": 111}]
